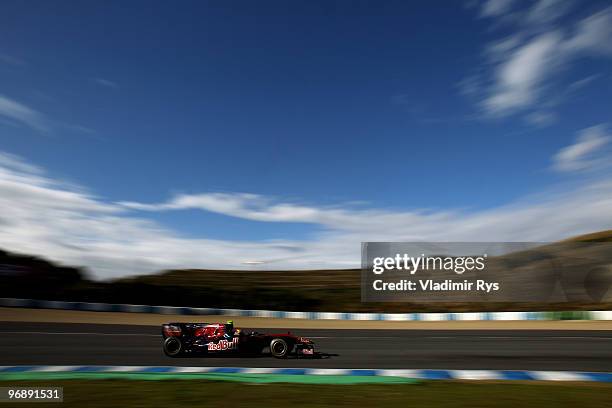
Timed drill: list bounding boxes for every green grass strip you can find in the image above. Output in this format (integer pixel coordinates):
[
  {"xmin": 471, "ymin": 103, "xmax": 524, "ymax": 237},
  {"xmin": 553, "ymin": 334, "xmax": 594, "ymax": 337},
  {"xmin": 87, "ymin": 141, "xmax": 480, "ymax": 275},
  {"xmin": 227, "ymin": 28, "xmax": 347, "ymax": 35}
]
[
  {"xmin": 0, "ymin": 372, "xmax": 417, "ymax": 385},
  {"xmin": 2, "ymin": 379, "xmax": 611, "ymax": 408}
]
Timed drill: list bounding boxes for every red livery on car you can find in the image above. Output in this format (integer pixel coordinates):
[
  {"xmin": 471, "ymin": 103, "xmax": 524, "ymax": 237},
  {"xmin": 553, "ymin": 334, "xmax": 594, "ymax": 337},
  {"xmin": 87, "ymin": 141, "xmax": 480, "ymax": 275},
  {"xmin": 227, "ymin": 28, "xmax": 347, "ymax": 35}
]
[{"xmin": 161, "ymin": 321, "xmax": 315, "ymax": 358}]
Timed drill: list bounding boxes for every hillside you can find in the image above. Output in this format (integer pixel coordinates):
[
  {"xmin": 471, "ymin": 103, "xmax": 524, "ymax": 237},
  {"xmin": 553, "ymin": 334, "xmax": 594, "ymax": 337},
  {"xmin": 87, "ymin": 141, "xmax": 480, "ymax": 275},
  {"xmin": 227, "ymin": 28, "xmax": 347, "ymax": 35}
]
[{"xmin": 0, "ymin": 230, "xmax": 611, "ymax": 312}]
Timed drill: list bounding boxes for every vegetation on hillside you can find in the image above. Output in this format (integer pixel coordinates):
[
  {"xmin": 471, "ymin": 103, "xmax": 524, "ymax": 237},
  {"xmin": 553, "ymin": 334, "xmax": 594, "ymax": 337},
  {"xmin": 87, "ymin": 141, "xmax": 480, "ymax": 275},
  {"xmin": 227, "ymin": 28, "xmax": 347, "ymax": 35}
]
[{"xmin": 1, "ymin": 230, "xmax": 611, "ymax": 312}]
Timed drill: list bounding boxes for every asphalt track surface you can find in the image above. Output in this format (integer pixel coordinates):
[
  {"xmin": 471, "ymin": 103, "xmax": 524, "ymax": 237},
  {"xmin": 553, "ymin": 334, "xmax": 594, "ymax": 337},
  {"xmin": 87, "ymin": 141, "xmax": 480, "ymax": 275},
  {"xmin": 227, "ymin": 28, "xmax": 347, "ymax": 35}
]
[{"xmin": 1, "ymin": 322, "xmax": 611, "ymax": 372}]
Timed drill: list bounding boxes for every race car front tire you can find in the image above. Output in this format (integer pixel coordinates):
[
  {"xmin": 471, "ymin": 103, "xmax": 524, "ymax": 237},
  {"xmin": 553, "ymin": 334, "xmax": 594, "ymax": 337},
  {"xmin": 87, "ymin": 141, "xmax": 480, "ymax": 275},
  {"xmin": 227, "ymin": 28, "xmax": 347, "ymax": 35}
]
[
  {"xmin": 270, "ymin": 338, "xmax": 292, "ymax": 358},
  {"xmin": 163, "ymin": 337, "xmax": 183, "ymax": 357}
]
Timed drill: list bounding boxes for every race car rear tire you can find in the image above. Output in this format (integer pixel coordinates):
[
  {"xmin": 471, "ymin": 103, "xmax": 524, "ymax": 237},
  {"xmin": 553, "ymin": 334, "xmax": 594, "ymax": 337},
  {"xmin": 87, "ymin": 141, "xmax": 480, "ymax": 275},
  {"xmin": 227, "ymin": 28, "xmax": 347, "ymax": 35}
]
[
  {"xmin": 270, "ymin": 338, "xmax": 292, "ymax": 358},
  {"xmin": 163, "ymin": 337, "xmax": 183, "ymax": 357}
]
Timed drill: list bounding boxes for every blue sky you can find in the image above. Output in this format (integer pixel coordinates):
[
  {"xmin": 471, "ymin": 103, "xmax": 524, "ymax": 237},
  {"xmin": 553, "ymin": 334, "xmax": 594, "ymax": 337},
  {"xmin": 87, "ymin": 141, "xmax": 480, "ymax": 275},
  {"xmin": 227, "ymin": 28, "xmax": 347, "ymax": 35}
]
[{"xmin": 0, "ymin": 0, "xmax": 611, "ymax": 278}]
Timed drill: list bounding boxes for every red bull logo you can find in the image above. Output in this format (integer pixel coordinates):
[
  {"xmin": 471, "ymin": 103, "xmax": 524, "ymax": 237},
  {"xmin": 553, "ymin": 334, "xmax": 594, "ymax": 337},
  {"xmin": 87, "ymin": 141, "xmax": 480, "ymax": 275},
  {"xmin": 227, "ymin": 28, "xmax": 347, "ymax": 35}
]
[{"xmin": 207, "ymin": 337, "xmax": 239, "ymax": 351}]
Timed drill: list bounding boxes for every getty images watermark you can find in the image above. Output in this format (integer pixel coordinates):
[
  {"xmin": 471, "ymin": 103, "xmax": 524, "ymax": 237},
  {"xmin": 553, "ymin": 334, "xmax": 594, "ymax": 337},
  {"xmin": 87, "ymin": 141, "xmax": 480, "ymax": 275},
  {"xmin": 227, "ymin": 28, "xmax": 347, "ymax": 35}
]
[{"xmin": 361, "ymin": 242, "xmax": 612, "ymax": 303}]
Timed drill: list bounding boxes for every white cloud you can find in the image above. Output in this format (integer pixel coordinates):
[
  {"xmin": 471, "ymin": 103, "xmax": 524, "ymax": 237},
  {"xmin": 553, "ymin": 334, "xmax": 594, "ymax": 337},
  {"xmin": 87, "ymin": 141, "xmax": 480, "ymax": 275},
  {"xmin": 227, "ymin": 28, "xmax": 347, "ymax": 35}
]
[
  {"xmin": 120, "ymin": 193, "xmax": 323, "ymax": 223},
  {"xmin": 524, "ymin": 0, "xmax": 574, "ymax": 25},
  {"xmin": 553, "ymin": 124, "xmax": 611, "ymax": 172},
  {"xmin": 480, "ymin": 0, "xmax": 517, "ymax": 17},
  {"xmin": 563, "ymin": 8, "xmax": 612, "ymax": 55},
  {"xmin": 484, "ymin": 32, "xmax": 561, "ymax": 115},
  {"xmin": 468, "ymin": 5, "xmax": 612, "ymax": 122},
  {"xmin": 0, "ymin": 137, "xmax": 611, "ymax": 279},
  {"xmin": 0, "ymin": 95, "xmax": 48, "ymax": 132}
]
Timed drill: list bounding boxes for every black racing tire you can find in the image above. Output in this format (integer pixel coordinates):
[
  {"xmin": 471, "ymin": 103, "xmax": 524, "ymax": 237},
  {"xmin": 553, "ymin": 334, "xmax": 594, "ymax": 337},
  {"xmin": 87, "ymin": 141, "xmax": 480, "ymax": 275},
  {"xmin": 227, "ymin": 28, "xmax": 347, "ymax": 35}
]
[
  {"xmin": 163, "ymin": 337, "xmax": 183, "ymax": 357},
  {"xmin": 270, "ymin": 338, "xmax": 292, "ymax": 358}
]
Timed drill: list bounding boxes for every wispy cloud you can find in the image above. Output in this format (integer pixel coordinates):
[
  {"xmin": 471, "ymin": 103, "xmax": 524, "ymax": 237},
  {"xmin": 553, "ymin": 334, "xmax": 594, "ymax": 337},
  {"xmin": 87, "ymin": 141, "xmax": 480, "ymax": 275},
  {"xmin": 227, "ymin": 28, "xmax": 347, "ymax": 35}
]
[
  {"xmin": 0, "ymin": 94, "xmax": 96, "ymax": 137},
  {"xmin": 523, "ymin": 0, "xmax": 574, "ymax": 25},
  {"xmin": 525, "ymin": 111, "xmax": 557, "ymax": 128},
  {"xmin": 563, "ymin": 8, "xmax": 612, "ymax": 56},
  {"xmin": 566, "ymin": 74, "xmax": 599, "ymax": 93},
  {"xmin": 0, "ymin": 53, "xmax": 27, "ymax": 67},
  {"xmin": 120, "ymin": 193, "xmax": 324, "ymax": 224},
  {"xmin": 0, "ymin": 152, "xmax": 43, "ymax": 175},
  {"xmin": 92, "ymin": 78, "xmax": 119, "ymax": 89},
  {"xmin": 553, "ymin": 124, "xmax": 611, "ymax": 172},
  {"xmin": 467, "ymin": 3, "xmax": 612, "ymax": 124},
  {"xmin": 0, "ymin": 95, "xmax": 48, "ymax": 132},
  {"xmin": 480, "ymin": 0, "xmax": 517, "ymax": 18}
]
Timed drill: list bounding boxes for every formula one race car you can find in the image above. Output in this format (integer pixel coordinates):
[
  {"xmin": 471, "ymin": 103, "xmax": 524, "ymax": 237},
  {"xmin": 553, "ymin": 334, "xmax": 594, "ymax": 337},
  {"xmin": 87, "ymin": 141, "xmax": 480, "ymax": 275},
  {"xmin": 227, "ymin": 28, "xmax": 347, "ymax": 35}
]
[{"xmin": 161, "ymin": 321, "xmax": 315, "ymax": 358}]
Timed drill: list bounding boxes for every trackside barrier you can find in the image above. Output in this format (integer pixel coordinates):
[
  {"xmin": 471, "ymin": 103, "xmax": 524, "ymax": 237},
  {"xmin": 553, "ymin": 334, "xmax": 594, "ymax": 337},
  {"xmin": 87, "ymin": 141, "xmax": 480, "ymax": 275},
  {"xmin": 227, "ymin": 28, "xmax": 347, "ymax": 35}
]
[{"xmin": 1, "ymin": 298, "xmax": 611, "ymax": 321}]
